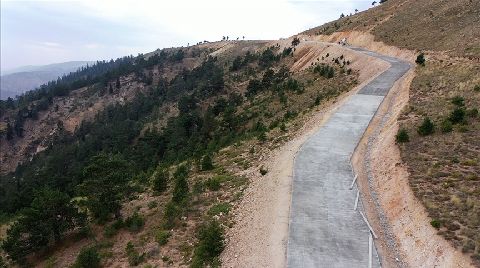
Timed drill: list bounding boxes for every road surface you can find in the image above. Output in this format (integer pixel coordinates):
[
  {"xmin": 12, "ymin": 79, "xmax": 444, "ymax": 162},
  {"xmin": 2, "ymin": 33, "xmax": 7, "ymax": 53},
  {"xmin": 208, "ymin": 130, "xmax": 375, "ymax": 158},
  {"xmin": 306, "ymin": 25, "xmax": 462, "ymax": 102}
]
[{"xmin": 286, "ymin": 46, "xmax": 411, "ymax": 268}]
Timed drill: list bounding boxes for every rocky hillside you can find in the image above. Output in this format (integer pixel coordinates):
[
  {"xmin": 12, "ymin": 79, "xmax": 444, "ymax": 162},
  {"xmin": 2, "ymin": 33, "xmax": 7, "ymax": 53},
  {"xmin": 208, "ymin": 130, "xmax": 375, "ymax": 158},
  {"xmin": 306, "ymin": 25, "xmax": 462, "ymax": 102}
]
[{"xmin": 0, "ymin": 38, "xmax": 358, "ymax": 267}]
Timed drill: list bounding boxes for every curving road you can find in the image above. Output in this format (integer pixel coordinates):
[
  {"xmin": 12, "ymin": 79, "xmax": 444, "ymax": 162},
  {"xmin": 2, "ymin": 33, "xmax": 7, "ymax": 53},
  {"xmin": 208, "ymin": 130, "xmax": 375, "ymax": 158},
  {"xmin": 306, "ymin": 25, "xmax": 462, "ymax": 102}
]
[{"xmin": 286, "ymin": 46, "xmax": 411, "ymax": 268}]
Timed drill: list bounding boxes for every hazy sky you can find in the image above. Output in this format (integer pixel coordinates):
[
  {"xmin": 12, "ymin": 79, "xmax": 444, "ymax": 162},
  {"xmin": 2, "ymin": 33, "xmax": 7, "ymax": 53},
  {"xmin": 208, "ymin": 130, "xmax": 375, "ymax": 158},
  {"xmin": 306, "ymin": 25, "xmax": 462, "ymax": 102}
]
[{"xmin": 1, "ymin": 0, "xmax": 372, "ymax": 71}]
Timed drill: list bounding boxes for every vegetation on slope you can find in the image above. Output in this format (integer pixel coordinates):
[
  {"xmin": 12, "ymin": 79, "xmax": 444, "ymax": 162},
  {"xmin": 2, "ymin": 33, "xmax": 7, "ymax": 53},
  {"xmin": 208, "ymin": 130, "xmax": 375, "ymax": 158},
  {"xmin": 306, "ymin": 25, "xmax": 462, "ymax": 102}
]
[
  {"xmin": 0, "ymin": 40, "xmax": 357, "ymax": 266},
  {"xmin": 304, "ymin": 0, "xmax": 480, "ymax": 59},
  {"xmin": 398, "ymin": 60, "xmax": 480, "ymax": 261}
]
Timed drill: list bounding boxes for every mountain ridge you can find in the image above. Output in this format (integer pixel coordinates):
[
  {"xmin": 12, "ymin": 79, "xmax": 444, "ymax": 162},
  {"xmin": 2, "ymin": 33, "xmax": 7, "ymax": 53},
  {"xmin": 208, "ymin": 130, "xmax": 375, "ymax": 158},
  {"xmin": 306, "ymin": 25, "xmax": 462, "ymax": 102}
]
[{"xmin": 1, "ymin": 61, "xmax": 94, "ymax": 100}]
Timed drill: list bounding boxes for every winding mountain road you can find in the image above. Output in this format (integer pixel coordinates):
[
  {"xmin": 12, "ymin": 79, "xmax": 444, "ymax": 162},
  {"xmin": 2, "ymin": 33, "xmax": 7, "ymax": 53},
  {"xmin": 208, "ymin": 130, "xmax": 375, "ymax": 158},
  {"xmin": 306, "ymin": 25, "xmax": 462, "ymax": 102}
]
[{"xmin": 286, "ymin": 46, "xmax": 411, "ymax": 268}]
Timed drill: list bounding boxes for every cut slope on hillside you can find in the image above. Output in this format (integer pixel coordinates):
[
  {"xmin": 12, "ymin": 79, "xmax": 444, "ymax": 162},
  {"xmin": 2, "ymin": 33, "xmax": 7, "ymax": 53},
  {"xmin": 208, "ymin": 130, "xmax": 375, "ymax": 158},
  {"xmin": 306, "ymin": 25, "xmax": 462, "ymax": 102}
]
[
  {"xmin": 303, "ymin": 0, "xmax": 480, "ymax": 59},
  {"xmin": 304, "ymin": 0, "xmax": 480, "ymax": 265},
  {"xmin": 222, "ymin": 40, "xmax": 389, "ymax": 267}
]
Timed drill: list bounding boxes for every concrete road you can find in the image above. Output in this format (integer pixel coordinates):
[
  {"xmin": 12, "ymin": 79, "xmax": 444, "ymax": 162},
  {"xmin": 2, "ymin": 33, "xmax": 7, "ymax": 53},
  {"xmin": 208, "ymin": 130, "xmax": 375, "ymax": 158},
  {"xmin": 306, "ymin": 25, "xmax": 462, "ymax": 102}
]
[{"xmin": 286, "ymin": 47, "xmax": 411, "ymax": 268}]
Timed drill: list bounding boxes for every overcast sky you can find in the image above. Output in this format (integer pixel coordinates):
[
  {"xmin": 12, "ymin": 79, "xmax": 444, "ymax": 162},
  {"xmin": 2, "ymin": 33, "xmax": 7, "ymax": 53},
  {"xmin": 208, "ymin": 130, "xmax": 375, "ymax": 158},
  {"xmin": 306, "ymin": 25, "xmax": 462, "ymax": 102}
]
[{"xmin": 1, "ymin": 0, "xmax": 373, "ymax": 72}]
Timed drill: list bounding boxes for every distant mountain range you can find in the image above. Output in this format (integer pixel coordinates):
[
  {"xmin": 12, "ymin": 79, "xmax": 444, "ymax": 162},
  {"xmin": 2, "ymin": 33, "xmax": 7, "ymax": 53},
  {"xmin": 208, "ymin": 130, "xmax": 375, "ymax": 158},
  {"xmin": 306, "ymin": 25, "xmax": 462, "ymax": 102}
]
[{"xmin": 1, "ymin": 61, "xmax": 94, "ymax": 100}]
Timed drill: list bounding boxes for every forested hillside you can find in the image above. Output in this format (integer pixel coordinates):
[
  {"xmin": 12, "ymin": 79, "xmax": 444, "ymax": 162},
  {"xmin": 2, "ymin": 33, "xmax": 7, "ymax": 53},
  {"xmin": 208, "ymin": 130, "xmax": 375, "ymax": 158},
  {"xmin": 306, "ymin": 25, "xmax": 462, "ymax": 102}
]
[{"xmin": 0, "ymin": 39, "xmax": 357, "ymax": 267}]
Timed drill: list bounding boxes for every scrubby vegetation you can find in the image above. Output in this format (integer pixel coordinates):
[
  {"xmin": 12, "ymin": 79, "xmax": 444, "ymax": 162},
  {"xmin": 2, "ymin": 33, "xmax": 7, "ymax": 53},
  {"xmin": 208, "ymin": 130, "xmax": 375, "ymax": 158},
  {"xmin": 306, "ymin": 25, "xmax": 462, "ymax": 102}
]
[
  {"xmin": 417, "ymin": 117, "xmax": 435, "ymax": 136},
  {"xmin": 415, "ymin": 53, "xmax": 425, "ymax": 66},
  {"xmin": 313, "ymin": 64, "xmax": 335, "ymax": 79},
  {"xmin": 395, "ymin": 128, "xmax": 409, "ymax": 143},
  {"xmin": 0, "ymin": 41, "xmax": 357, "ymax": 266},
  {"xmin": 125, "ymin": 242, "xmax": 145, "ymax": 266},
  {"xmin": 398, "ymin": 60, "xmax": 480, "ymax": 261},
  {"xmin": 191, "ymin": 220, "xmax": 224, "ymax": 268},
  {"xmin": 72, "ymin": 246, "xmax": 101, "ymax": 268}
]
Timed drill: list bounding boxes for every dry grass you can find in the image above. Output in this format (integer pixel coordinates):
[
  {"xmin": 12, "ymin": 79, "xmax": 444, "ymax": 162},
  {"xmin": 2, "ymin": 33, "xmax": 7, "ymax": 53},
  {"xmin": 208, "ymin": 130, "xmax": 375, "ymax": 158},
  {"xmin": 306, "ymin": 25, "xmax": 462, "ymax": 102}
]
[
  {"xmin": 304, "ymin": 0, "xmax": 480, "ymax": 59},
  {"xmin": 398, "ymin": 59, "xmax": 480, "ymax": 263}
]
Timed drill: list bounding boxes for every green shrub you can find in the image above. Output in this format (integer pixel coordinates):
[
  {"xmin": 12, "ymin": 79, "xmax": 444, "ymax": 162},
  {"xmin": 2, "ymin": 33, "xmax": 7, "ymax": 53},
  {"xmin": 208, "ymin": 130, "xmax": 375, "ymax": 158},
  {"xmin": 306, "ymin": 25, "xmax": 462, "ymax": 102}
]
[
  {"xmin": 258, "ymin": 131, "xmax": 267, "ymax": 142},
  {"xmin": 73, "ymin": 246, "xmax": 101, "ymax": 268},
  {"xmin": 395, "ymin": 128, "xmax": 409, "ymax": 143},
  {"xmin": 155, "ymin": 230, "xmax": 171, "ymax": 246},
  {"xmin": 450, "ymin": 96, "xmax": 465, "ymax": 106},
  {"xmin": 125, "ymin": 242, "xmax": 144, "ymax": 266},
  {"xmin": 152, "ymin": 168, "xmax": 168, "ymax": 193},
  {"xmin": 162, "ymin": 201, "xmax": 179, "ymax": 229},
  {"xmin": 449, "ymin": 108, "xmax": 466, "ymax": 124},
  {"xmin": 430, "ymin": 219, "xmax": 441, "ymax": 229},
  {"xmin": 313, "ymin": 64, "xmax": 335, "ymax": 78},
  {"xmin": 415, "ymin": 53, "xmax": 425, "ymax": 66},
  {"xmin": 201, "ymin": 154, "xmax": 214, "ymax": 171},
  {"xmin": 172, "ymin": 165, "xmax": 189, "ymax": 203},
  {"xmin": 45, "ymin": 256, "xmax": 56, "ymax": 268},
  {"xmin": 0, "ymin": 256, "xmax": 6, "ymax": 268},
  {"xmin": 417, "ymin": 117, "xmax": 435, "ymax": 136},
  {"xmin": 462, "ymin": 240, "xmax": 476, "ymax": 253},
  {"xmin": 193, "ymin": 181, "xmax": 205, "ymax": 194},
  {"xmin": 474, "ymin": 85, "xmax": 480, "ymax": 92},
  {"xmin": 191, "ymin": 220, "xmax": 224, "ymax": 268},
  {"xmin": 440, "ymin": 120, "xmax": 453, "ymax": 133},
  {"xmin": 104, "ymin": 219, "xmax": 124, "ymax": 238},
  {"xmin": 125, "ymin": 211, "xmax": 144, "ymax": 232},
  {"xmin": 458, "ymin": 125, "xmax": 469, "ymax": 132},
  {"xmin": 205, "ymin": 177, "xmax": 221, "ymax": 191},
  {"xmin": 280, "ymin": 122, "xmax": 287, "ymax": 132},
  {"xmin": 208, "ymin": 203, "xmax": 231, "ymax": 216},
  {"xmin": 148, "ymin": 201, "xmax": 158, "ymax": 209}
]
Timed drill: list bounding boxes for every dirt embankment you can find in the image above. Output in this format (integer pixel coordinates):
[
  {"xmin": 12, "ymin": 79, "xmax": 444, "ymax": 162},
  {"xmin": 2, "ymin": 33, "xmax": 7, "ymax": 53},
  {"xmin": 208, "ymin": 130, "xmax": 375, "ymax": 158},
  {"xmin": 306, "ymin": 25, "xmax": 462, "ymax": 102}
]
[
  {"xmin": 311, "ymin": 31, "xmax": 416, "ymax": 63},
  {"xmin": 221, "ymin": 41, "xmax": 389, "ymax": 267}
]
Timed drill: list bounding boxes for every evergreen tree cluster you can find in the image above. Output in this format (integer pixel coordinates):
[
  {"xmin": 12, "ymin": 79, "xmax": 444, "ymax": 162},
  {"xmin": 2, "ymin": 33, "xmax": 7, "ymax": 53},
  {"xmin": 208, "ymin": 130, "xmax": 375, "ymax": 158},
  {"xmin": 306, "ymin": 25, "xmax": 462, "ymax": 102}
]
[
  {"xmin": 0, "ymin": 47, "xmax": 297, "ymax": 264},
  {"xmin": 313, "ymin": 64, "xmax": 335, "ymax": 78},
  {"xmin": 0, "ymin": 49, "xmax": 187, "ymax": 139}
]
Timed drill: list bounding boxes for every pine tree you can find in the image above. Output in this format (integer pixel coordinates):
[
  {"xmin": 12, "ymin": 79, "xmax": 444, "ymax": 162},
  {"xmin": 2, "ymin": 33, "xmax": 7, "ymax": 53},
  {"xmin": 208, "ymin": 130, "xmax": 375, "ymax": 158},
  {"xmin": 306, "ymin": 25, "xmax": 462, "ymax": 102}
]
[
  {"xmin": 78, "ymin": 153, "xmax": 131, "ymax": 222},
  {"xmin": 201, "ymin": 154, "xmax": 214, "ymax": 171},
  {"xmin": 152, "ymin": 168, "xmax": 168, "ymax": 193},
  {"xmin": 6, "ymin": 122, "xmax": 13, "ymax": 140},
  {"xmin": 417, "ymin": 117, "xmax": 435, "ymax": 136},
  {"xmin": 172, "ymin": 165, "xmax": 189, "ymax": 203},
  {"xmin": 2, "ymin": 188, "xmax": 86, "ymax": 264},
  {"xmin": 116, "ymin": 77, "xmax": 121, "ymax": 89},
  {"xmin": 415, "ymin": 53, "xmax": 425, "ymax": 66}
]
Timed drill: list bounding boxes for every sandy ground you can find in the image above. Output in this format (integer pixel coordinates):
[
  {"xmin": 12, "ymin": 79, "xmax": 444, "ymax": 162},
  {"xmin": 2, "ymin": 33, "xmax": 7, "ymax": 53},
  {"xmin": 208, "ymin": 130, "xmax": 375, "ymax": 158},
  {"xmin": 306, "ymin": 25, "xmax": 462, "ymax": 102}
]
[{"xmin": 221, "ymin": 42, "xmax": 389, "ymax": 267}]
